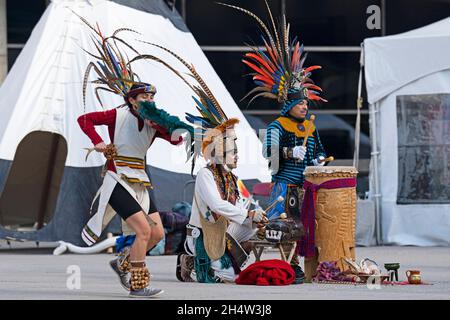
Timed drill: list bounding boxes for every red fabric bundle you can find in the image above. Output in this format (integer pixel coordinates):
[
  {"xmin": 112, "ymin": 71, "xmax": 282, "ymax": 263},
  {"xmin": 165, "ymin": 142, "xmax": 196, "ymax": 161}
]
[{"xmin": 235, "ymin": 259, "xmax": 295, "ymax": 286}]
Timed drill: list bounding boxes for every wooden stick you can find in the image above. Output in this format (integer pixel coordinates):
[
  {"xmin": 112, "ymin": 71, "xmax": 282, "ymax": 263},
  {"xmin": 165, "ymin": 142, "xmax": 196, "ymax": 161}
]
[
  {"xmin": 268, "ymin": 212, "xmax": 287, "ymax": 221},
  {"xmin": 264, "ymin": 195, "xmax": 284, "ymax": 213},
  {"xmin": 302, "ymin": 114, "xmax": 315, "ymax": 147}
]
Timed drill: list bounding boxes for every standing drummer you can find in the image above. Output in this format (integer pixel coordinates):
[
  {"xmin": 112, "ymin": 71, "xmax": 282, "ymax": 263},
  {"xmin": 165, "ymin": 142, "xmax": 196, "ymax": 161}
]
[
  {"xmin": 225, "ymin": 2, "xmax": 328, "ymax": 284},
  {"xmin": 262, "ymin": 95, "xmax": 327, "ymax": 284}
]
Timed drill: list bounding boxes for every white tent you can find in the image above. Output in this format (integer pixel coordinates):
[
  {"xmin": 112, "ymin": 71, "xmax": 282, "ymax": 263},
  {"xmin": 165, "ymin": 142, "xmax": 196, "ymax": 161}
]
[
  {"xmin": 364, "ymin": 17, "xmax": 450, "ymax": 246},
  {"xmin": 0, "ymin": 0, "xmax": 270, "ymax": 244}
]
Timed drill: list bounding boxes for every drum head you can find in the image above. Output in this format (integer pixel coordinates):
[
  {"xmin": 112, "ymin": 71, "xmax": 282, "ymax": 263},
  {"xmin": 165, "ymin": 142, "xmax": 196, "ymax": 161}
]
[{"xmin": 304, "ymin": 166, "xmax": 358, "ymax": 175}]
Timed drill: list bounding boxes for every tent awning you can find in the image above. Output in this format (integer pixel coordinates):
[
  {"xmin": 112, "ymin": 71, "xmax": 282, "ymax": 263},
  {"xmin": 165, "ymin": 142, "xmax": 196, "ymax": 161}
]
[{"xmin": 364, "ymin": 17, "xmax": 450, "ymax": 104}]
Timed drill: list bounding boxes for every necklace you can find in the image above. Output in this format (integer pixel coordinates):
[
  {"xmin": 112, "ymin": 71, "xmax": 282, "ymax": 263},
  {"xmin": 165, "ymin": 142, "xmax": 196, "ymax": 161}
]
[{"xmin": 208, "ymin": 165, "xmax": 239, "ymax": 204}]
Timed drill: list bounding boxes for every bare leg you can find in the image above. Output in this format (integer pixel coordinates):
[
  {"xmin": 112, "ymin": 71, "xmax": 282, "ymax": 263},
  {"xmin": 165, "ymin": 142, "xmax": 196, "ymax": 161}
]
[
  {"xmin": 145, "ymin": 212, "xmax": 165, "ymax": 252},
  {"xmin": 125, "ymin": 211, "xmax": 152, "ymax": 262}
]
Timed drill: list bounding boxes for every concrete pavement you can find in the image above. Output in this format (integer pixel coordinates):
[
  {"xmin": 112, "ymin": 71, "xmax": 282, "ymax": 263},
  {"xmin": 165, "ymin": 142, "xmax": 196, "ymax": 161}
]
[{"xmin": 0, "ymin": 242, "xmax": 449, "ymax": 300}]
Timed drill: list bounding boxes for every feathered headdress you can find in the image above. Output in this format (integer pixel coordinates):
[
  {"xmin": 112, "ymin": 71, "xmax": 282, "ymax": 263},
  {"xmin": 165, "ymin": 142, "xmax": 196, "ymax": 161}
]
[
  {"xmin": 75, "ymin": 13, "xmax": 197, "ymax": 164},
  {"xmin": 129, "ymin": 42, "xmax": 239, "ymax": 168},
  {"xmin": 72, "ymin": 11, "xmax": 155, "ymax": 111},
  {"xmin": 219, "ymin": 1, "xmax": 327, "ymax": 115}
]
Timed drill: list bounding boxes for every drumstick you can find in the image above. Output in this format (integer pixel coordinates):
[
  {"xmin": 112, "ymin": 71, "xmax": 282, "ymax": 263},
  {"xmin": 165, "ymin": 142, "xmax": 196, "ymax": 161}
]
[
  {"xmin": 302, "ymin": 114, "xmax": 315, "ymax": 147},
  {"xmin": 264, "ymin": 196, "xmax": 284, "ymax": 213},
  {"xmin": 319, "ymin": 156, "xmax": 334, "ymax": 163},
  {"xmin": 268, "ymin": 212, "xmax": 288, "ymax": 221},
  {"xmin": 259, "ymin": 197, "xmax": 284, "ymax": 225}
]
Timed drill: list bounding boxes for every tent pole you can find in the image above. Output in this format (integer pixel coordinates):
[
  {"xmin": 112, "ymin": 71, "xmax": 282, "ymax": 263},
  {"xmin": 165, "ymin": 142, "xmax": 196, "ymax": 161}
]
[
  {"xmin": 369, "ymin": 102, "xmax": 382, "ymax": 245},
  {"xmin": 353, "ymin": 43, "xmax": 364, "ymax": 169},
  {"xmin": 381, "ymin": 0, "xmax": 386, "ymax": 36}
]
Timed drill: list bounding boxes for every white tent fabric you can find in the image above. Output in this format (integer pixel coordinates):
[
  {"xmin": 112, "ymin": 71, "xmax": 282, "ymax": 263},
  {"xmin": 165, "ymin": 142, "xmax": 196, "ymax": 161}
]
[
  {"xmin": 0, "ymin": 0, "xmax": 270, "ymax": 244},
  {"xmin": 0, "ymin": 0, "xmax": 271, "ymax": 181},
  {"xmin": 365, "ymin": 17, "xmax": 450, "ymax": 104},
  {"xmin": 364, "ymin": 18, "xmax": 450, "ymax": 246}
]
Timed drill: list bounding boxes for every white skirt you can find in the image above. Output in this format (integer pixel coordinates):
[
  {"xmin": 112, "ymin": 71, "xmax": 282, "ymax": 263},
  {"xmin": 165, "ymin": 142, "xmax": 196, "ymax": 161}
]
[{"xmin": 81, "ymin": 171, "xmax": 150, "ymax": 246}]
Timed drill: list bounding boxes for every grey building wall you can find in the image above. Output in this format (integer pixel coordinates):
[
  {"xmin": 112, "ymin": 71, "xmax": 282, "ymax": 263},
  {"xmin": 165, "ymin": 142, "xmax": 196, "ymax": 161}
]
[{"xmin": 0, "ymin": 0, "xmax": 7, "ymax": 83}]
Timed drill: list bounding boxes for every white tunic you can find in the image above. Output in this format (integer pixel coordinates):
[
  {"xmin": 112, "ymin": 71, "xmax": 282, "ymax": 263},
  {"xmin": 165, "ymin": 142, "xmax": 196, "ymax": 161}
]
[
  {"xmin": 189, "ymin": 167, "xmax": 248, "ymax": 228},
  {"xmin": 186, "ymin": 167, "xmax": 256, "ymax": 282},
  {"xmin": 112, "ymin": 107, "xmax": 155, "ymax": 185},
  {"xmin": 82, "ymin": 107, "xmax": 157, "ymax": 246}
]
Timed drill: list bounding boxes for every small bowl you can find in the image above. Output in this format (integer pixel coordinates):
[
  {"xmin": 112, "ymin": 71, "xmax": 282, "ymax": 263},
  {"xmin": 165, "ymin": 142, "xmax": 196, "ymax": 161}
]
[{"xmin": 384, "ymin": 263, "xmax": 400, "ymax": 270}]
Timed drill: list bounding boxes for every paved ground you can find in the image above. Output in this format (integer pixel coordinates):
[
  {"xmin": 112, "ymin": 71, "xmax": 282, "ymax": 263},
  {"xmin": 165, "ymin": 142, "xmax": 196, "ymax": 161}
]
[{"xmin": 0, "ymin": 241, "xmax": 449, "ymax": 300}]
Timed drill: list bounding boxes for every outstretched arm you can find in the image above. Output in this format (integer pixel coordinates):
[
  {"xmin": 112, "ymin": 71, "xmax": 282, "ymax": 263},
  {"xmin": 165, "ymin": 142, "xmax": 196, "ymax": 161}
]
[
  {"xmin": 139, "ymin": 101, "xmax": 194, "ymax": 138},
  {"xmin": 145, "ymin": 120, "xmax": 183, "ymax": 145}
]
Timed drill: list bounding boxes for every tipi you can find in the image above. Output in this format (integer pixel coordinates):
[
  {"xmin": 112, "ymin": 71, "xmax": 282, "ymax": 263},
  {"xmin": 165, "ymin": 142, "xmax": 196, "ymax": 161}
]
[{"xmin": 0, "ymin": 0, "xmax": 270, "ymax": 245}]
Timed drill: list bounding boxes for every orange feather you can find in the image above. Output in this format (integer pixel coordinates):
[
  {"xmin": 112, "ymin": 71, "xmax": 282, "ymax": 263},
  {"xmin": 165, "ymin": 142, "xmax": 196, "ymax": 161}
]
[
  {"xmin": 303, "ymin": 65, "xmax": 322, "ymax": 73},
  {"xmin": 303, "ymin": 84, "xmax": 322, "ymax": 91},
  {"xmin": 291, "ymin": 42, "xmax": 300, "ymax": 69},
  {"xmin": 262, "ymin": 37, "xmax": 279, "ymax": 65},
  {"xmin": 253, "ymin": 75, "xmax": 275, "ymax": 86},
  {"xmin": 245, "ymin": 53, "xmax": 275, "ymax": 74},
  {"xmin": 308, "ymin": 93, "xmax": 327, "ymax": 102},
  {"xmin": 242, "ymin": 59, "xmax": 273, "ymax": 81}
]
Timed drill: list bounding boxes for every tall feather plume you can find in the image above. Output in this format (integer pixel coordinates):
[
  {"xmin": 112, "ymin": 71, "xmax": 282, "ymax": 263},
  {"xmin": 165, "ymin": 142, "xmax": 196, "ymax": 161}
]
[
  {"xmin": 95, "ymin": 87, "xmax": 117, "ymax": 108},
  {"xmin": 134, "ymin": 42, "xmax": 239, "ymax": 171},
  {"xmin": 217, "ymin": 2, "xmax": 278, "ymax": 55},
  {"xmin": 219, "ymin": 1, "xmax": 326, "ymax": 106},
  {"xmin": 71, "ymin": 9, "xmax": 100, "ymax": 36},
  {"xmin": 263, "ymin": 0, "xmax": 282, "ymax": 57},
  {"xmin": 73, "ymin": 11, "xmax": 154, "ymax": 110},
  {"xmin": 128, "ymin": 54, "xmax": 196, "ymax": 93},
  {"xmin": 139, "ymin": 40, "xmax": 227, "ymax": 120},
  {"xmin": 113, "ymin": 28, "xmax": 141, "ymax": 37},
  {"xmin": 282, "ymin": 15, "xmax": 290, "ymax": 69},
  {"xmin": 82, "ymin": 62, "xmax": 105, "ymax": 111},
  {"xmin": 73, "ymin": 13, "xmax": 198, "ymax": 166}
]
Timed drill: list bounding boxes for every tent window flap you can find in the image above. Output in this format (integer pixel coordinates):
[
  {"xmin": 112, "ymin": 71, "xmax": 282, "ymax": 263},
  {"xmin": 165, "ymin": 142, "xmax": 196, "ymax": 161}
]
[{"xmin": 396, "ymin": 94, "xmax": 450, "ymax": 204}]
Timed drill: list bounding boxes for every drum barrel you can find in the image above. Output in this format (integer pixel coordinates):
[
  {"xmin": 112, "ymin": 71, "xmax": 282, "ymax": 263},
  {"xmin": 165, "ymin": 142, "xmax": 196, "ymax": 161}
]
[{"xmin": 303, "ymin": 166, "xmax": 358, "ymax": 281}]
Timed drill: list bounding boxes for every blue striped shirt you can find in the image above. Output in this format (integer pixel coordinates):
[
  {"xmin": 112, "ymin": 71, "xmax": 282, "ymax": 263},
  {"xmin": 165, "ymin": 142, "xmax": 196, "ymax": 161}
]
[{"xmin": 263, "ymin": 117, "xmax": 326, "ymax": 187}]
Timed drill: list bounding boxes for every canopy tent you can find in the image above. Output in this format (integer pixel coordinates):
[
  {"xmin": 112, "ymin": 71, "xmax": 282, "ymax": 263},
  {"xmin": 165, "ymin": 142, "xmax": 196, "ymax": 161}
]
[
  {"xmin": 0, "ymin": 0, "xmax": 271, "ymax": 245},
  {"xmin": 364, "ymin": 17, "xmax": 450, "ymax": 245}
]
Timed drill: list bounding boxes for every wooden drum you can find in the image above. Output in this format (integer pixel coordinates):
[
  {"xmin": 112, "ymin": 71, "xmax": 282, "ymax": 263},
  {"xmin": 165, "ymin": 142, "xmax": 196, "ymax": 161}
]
[{"xmin": 303, "ymin": 166, "xmax": 358, "ymax": 281}]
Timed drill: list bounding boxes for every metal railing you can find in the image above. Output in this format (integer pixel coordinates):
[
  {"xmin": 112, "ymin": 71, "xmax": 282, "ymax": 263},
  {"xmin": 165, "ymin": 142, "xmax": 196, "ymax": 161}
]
[
  {"xmin": 200, "ymin": 45, "xmax": 361, "ymax": 53},
  {"xmin": 7, "ymin": 43, "xmax": 25, "ymax": 49},
  {"xmin": 242, "ymin": 109, "xmax": 369, "ymax": 115}
]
